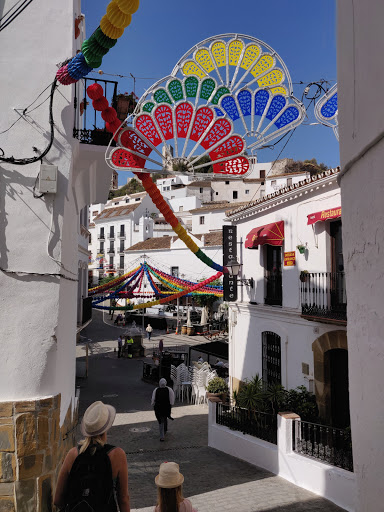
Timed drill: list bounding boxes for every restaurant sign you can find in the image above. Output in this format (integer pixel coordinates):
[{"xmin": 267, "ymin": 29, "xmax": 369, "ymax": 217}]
[
  {"xmin": 284, "ymin": 251, "xmax": 296, "ymax": 266},
  {"xmin": 223, "ymin": 225, "xmax": 238, "ymax": 302},
  {"xmin": 307, "ymin": 207, "xmax": 341, "ymax": 225}
]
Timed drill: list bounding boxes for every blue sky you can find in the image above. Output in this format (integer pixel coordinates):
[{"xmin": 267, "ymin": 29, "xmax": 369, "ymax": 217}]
[{"xmin": 82, "ymin": 0, "xmax": 338, "ymax": 186}]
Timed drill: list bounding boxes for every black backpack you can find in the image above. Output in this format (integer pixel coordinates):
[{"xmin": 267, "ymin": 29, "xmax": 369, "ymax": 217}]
[{"xmin": 65, "ymin": 444, "xmax": 117, "ymax": 512}]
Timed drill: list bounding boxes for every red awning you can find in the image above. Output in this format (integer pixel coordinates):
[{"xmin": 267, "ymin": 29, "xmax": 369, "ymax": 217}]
[
  {"xmin": 245, "ymin": 221, "xmax": 284, "ymax": 248},
  {"xmin": 307, "ymin": 207, "xmax": 341, "ymax": 225}
]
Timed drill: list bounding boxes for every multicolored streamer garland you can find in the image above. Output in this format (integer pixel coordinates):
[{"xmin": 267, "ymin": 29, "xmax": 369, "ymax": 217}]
[
  {"xmin": 90, "ymin": 262, "xmax": 223, "ymax": 310},
  {"xmin": 56, "ymin": 0, "xmax": 140, "ymax": 85}
]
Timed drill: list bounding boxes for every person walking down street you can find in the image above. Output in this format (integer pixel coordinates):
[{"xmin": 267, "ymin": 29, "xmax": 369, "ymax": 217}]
[
  {"xmin": 151, "ymin": 378, "xmax": 174, "ymax": 441},
  {"xmin": 154, "ymin": 462, "xmax": 197, "ymax": 512},
  {"xmin": 117, "ymin": 335, "xmax": 122, "ymax": 358},
  {"xmin": 146, "ymin": 323, "xmax": 153, "ymax": 340},
  {"xmin": 54, "ymin": 401, "xmax": 130, "ymax": 512},
  {"xmin": 159, "ymin": 338, "xmax": 164, "ymax": 354}
]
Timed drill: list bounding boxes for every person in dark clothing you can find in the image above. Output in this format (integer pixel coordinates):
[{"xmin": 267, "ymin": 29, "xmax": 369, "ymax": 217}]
[
  {"xmin": 151, "ymin": 378, "xmax": 175, "ymax": 441},
  {"xmin": 117, "ymin": 336, "xmax": 122, "ymax": 358}
]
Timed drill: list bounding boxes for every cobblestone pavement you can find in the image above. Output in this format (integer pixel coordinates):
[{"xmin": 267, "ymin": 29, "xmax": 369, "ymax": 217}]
[{"xmin": 78, "ymin": 312, "xmax": 345, "ymax": 512}]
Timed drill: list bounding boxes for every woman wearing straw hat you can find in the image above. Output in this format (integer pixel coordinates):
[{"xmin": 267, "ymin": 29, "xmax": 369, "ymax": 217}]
[
  {"xmin": 54, "ymin": 401, "xmax": 130, "ymax": 512},
  {"xmin": 154, "ymin": 462, "xmax": 197, "ymax": 512}
]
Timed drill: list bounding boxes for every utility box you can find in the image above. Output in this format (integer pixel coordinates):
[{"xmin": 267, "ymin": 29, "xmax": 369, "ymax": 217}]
[{"xmin": 39, "ymin": 164, "xmax": 57, "ymax": 194}]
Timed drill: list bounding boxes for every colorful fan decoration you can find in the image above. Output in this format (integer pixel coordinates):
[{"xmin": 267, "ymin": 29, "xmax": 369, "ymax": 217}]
[
  {"xmin": 133, "ymin": 34, "xmax": 306, "ymax": 152},
  {"xmin": 314, "ymin": 83, "xmax": 338, "ymax": 140},
  {"xmin": 89, "ymin": 262, "xmax": 223, "ymax": 311}
]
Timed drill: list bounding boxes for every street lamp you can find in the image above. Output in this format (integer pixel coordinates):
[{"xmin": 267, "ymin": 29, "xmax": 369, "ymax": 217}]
[{"xmin": 225, "ymin": 257, "xmax": 254, "ymax": 288}]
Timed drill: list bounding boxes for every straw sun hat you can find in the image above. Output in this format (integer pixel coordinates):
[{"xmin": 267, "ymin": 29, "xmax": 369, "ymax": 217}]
[
  {"xmin": 155, "ymin": 462, "xmax": 184, "ymax": 489},
  {"xmin": 81, "ymin": 401, "xmax": 116, "ymax": 437}
]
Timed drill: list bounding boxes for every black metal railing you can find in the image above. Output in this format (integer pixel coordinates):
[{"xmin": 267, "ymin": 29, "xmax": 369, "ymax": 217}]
[
  {"xmin": 301, "ymin": 272, "xmax": 347, "ymax": 322},
  {"xmin": 216, "ymin": 403, "xmax": 277, "ymax": 445},
  {"xmin": 82, "ymin": 296, "xmax": 93, "ymax": 325},
  {"xmin": 292, "ymin": 420, "xmax": 353, "ymax": 472},
  {"xmin": 265, "ymin": 274, "xmax": 282, "ymax": 306},
  {"xmin": 73, "ymin": 77, "xmax": 118, "ymax": 146},
  {"xmin": 98, "ymin": 248, "xmax": 104, "ymax": 254},
  {"xmin": 97, "ymin": 234, "xmax": 105, "ymax": 240}
]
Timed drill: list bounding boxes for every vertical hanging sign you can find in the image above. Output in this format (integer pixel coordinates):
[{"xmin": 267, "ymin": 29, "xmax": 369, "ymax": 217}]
[{"xmin": 223, "ymin": 225, "xmax": 238, "ymax": 302}]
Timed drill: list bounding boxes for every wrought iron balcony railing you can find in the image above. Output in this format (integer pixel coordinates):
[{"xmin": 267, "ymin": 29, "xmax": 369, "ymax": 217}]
[
  {"xmin": 97, "ymin": 234, "xmax": 105, "ymax": 240},
  {"xmin": 108, "ymin": 233, "xmax": 115, "ymax": 240},
  {"xmin": 301, "ymin": 272, "xmax": 347, "ymax": 322},
  {"xmin": 73, "ymin": 77, "xmax": 118, "ymax": 146},
  {"xmin": 98, "ymin": 248, "xmax": 104, "ymax": 254},
  {"xmin": 118, "ymin": 232, "xmax": 126, "ymax": 239},
  {"xmin": 107, "ymin": 248, "xmax": 115, "ymax": 254}
]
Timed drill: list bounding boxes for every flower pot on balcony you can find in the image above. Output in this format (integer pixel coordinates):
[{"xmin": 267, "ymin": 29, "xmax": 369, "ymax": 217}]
[
  {"xmin": 297, "ymin": 244, "xmax": 306, "ymax": 254},
  {"xmin": 206, "ymin": 392, "xmax": 222, "ymax": 403}
]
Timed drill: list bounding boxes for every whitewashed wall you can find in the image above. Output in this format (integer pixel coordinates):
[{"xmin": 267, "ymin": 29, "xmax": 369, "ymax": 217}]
[
  {"xmin": 265, "ymin": 173, "xmax": 308, "ymax": 195},
  {"xmin": 191, "ymin": 209, "xmax": 227, "ymax": 234},
  {"xmin": 337, "ymin": 2, "xmax": 384, "ymax": 510},
  {"xmin": 0, "ymin": 0, "xmax": 109, "ymax": 421}
]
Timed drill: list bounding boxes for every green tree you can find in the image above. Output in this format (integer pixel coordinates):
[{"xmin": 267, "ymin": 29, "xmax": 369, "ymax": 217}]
[
  {"xmin": 194, "ymin": 278, "xmax": 222, "ymax": 313},
  {"xmin": 108, "ymin": 178, "xmax": 145, "ymax": 199}
]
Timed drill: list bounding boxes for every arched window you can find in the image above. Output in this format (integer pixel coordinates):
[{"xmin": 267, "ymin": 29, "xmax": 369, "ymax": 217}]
[{"xmin": 262, "ymin": 331, "xmax": 281, "ymax": 386}]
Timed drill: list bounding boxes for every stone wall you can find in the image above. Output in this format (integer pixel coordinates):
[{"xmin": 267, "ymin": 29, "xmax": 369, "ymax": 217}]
[{"xmin": 0, "ymin": 394, "xmax": 77, "ymax": 511}]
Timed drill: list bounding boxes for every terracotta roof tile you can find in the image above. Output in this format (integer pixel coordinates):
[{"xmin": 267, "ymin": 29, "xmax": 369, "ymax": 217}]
[
  {"xmin": 93, "ymin": 203, "xmax": 140, "ymax": 221},
  {"xmin": 126, "ymin": 236, "xmax": 173, "ymax": 251},
  {"xmin": 186, "ymin": 181, "xmax": 212, "ymax": 188},
  {"xmin": 190, "ymin": 201, "xmax": 250, "ymax": 213}
]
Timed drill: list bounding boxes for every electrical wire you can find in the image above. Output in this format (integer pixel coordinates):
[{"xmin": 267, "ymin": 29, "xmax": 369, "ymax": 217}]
[
  {"xmin": 0, "ymin": 0, "xmax": 34, "ymax": 32},
  {"xmin": 0, "ymin": 79, "xmax": 57, "ymax": 165}
]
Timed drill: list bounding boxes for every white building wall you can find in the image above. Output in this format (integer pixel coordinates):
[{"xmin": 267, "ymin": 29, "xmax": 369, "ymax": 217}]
[
  {"xmin": 0, "ymin": 0, "xmax": 111, "ymax": 421},
  {"xmin": 265, "ymin": 173, "xmax": 309, "ymax": 195},
  {"xmin": 337, "ymin": 2, "xmax": 384, "ymax": 509},
  {"xmin": 191, "ymin": 209, "xmax": 228, "ymax": 234},
  {"xmin": 168, "ymin": 196, "xmax": 201, "ymax": 213}
]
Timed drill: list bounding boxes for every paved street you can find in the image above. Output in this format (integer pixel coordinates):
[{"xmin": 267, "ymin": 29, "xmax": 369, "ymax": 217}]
[{"xmin": 78, "ymin": 311, "xmax": 345, "ymax": 512}]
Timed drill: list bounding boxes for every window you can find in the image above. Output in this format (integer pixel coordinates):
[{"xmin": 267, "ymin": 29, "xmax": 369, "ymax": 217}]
[
  {"xmin": 261, "ymin": 181, "xmax": 265, "ymax": 186},
  {"xmin": 200, "ymin": 187, "xmax": 203, "ymax": 193},
  {"xmin": 89, "ymin": 234, "xmax": 92, "ymax": 243},
  {"xmin": 120, "ymin": 241, "xmax": 124, "ymax": 252},
  {"xmin": 199, "ymin": 216, "xmax": 205, "ymax": 225},
  {"xmin": 114, "ymin": 202, "xmax": 119, "ymax": 205},
  {"xmin": 260, "ymin": 170, "xmax": 266, "ymax": 179},
  {"xmin": 271, "ymin": 180, "xmax": 276, "ymax": 187},
  {"xmin": 110, "ymin": 241, "xmax": 114, "ymax": 252},
  {"xmin": 262, "ymin": 332, "xmax": 281, "ymax": 385},
  {"xmin": 125, "ymin": 199, "xmax": 130, "ymax": 203},
  {"xmin": 287, "ymin": 178, "xmax": 292, "ymax": 186},
  {"xmin": 99, "ymin": 227, "xmax": 104, "ymax": 239},
  {"xmin": 171, "ymin": 266, "xmax": 179, "ymax": 277},
  {"xmin": 110, "ymin": 256, "xmax": 114, "ymax": 267},
  {"xmin": 109, "ymin": 227, "xmax": 114, "ymax": 238},
  {"xmin": 120, "ymin": 225, "xmax": 125, "ymax": 236},
  {"xmin": 120, "ymin": 255, "xmax": 124, "ymax": 269},
  {"xmin": 216, "ymin": 192, "xmax": 219, "ymax": 195},
  {"xmin": 135, "ymin": 198, "xmax": 140, "ymax": 202},
  {"xmin": 100, "ymin": 241, "xmax": 104, "ymax": 252},
  {"xmin": 225, "ymin": 181, "xmax": 230, "ymax": 185},
  {"xmin": 92, "ymin": 210, "xmax": 98, "ymax": 216},
  {"xmin": 179, "ymin": 206, "xmax": 183, "ymax": 212},
  {"xmin": 233, "ymin": 191, "xmax": 238, "ymax": 199}
]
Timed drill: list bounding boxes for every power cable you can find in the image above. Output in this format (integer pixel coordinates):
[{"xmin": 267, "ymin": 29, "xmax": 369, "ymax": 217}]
[
  {"xmin": 0, "ymin": 78, "xmax": 57, "ymax": 165},
  {"xmin": 0, "ymin": 0, "xmax": 34, "ymax": 32}
]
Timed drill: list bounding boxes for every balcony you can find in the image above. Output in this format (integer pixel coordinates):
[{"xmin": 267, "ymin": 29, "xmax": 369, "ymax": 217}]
[
  {"xmin": 119, "ymin": 247, "xmax": 125, "ymax": 254},
  {"xmin": 108, "ymin": 233, "xmax": 115, "ymax": 240},
  {"xmin": 107, "ymin": 248, "xmax": 115, "ymax": 255},
  {"xmin": 301, "ymin": 272, "xmax": 347, "ymax": 323},
  {"xmin": 265, "ymin": 275, "xmax": 282, "ymax": 306},
  {"xmin": 73, "ymin": 78, "xmax": 118, "ymax": 147},
  {"xmin": 97, "ymin": 234, "xmax": 105, "ymax": 240},
  {"xmin": 98, "ymin": 248, "xmax": 105, "ymax": 254},
  {"xmin": 118, "ymin": 232, "xmax": 126, "ymax": 239}
]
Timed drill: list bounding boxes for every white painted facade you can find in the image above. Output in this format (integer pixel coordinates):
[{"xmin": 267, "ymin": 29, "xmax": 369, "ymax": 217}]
[
  {"xmin": 190, "ymin": 205, "xmax": 232, "ymax": 234},
  {"xmin": 0, "ymin": 0, "xmax": 112, "ymax": 421},
  {"xmin": 225, "ymin": 169, "xmax": 345, "ymax": 391},
  {"xmin": 265, "ymin": 172, "xmax": 309, "ymax": 196},
  {"xmin": 337, "ymin": 2, "xmax": 384, "ymax": 509},
  {"xmin": 88, "ymin": 195, "xmax": 160, "ymax": 283}
]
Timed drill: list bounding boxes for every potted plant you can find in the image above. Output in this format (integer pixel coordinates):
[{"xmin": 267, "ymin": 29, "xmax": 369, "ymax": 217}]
[
  {"xmin": 300, "ymin": 270, "xmax": 309, "ymax": 282},
  {"xmin": 206, "ymin": 377, "xmax": 229, "ymax": 402},
  {"xmin": 296, "ymin": 243, "xmax": 306, "ymax": 254}
]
